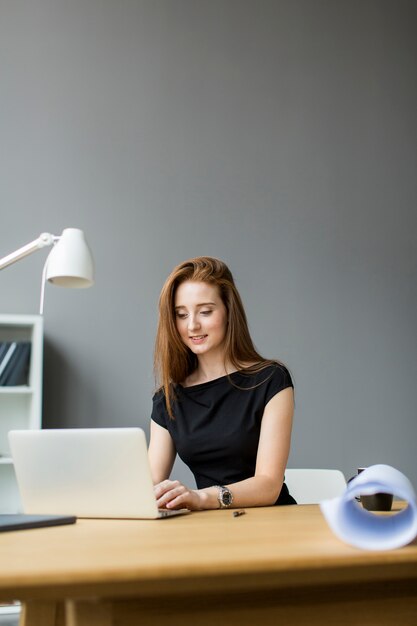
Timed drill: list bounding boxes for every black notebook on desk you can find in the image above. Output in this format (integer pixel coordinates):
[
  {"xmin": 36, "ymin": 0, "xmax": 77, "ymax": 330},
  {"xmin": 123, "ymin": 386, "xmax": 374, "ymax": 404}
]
[{"xmin": 0, "ymin": 514, "xmax": 77, "ymax": 532}]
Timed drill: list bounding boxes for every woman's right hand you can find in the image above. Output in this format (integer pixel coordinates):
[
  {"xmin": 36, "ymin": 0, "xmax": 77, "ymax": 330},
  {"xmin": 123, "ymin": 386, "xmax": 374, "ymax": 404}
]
[{"xmin": 154, "ymin": 479, "xmax": 204, "ymax": 510}]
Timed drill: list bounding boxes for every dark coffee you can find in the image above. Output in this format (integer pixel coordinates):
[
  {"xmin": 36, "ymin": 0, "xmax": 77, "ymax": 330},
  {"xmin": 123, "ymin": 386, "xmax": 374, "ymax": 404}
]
[{"xmin": 360, "ymin": 493, "xmax": 393, "ymax": 511}]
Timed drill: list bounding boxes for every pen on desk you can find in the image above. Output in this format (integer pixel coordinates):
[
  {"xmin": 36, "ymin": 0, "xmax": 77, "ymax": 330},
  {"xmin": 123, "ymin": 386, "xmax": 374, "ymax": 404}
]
[{"xmin": 233, "ymin": 510, "xmax": 246, "ymax": 517}]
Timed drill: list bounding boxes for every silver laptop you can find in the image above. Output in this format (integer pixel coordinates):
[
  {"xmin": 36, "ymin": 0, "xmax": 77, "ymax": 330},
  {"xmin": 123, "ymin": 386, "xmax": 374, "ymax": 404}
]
[{"xmin": 8, "ymin": 428, "xmax": 188, "ymax": 519}]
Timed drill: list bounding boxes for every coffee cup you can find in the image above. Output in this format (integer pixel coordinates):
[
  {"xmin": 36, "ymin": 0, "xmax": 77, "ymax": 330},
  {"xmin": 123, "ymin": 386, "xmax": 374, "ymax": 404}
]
[{"xmin": 357, "ymin": 468, "xmax": 393, "ymax": 511}]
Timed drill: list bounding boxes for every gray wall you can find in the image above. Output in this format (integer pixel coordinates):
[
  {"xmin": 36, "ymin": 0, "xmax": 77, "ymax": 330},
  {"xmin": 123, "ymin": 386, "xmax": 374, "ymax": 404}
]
[{"xmin": 1, "ymin": 0, "xmax": 416, "ymax": 489}]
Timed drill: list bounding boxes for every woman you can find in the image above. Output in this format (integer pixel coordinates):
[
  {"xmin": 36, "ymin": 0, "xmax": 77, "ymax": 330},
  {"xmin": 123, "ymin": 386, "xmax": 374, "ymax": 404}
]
[{"xmin": 149, "ymin": 256, "xmax": 296, "ymax": 510}]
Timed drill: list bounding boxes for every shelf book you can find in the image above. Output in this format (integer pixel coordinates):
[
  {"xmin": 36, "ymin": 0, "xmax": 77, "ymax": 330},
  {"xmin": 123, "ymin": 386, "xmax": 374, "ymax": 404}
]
[{"xmin": 0, "ymin": 341, "xmax": 31, "ymax": 386}]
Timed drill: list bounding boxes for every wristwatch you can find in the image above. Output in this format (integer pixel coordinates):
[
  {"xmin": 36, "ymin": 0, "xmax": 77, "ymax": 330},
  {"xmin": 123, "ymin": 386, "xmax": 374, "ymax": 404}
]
[{"xmin": 216, "ymin": 485, "xmax": 233, "ymax": 508}]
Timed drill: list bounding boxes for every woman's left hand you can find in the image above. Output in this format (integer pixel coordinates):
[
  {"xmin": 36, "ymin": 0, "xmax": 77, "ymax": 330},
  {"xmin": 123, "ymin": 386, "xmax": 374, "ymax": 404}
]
[{"xmin": 154, "ymin": 479, "xmax": 203, "ymax": 511}]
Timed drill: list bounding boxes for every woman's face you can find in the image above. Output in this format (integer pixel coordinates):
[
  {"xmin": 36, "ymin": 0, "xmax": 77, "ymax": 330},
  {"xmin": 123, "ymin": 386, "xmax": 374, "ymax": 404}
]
[{"xmin": 174, "ymin": 281, "xmax": 228, "ymax": 358}]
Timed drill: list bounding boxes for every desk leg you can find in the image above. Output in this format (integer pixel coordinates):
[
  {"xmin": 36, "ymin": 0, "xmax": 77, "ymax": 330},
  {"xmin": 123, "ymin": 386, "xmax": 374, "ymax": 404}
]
[
  {"xmin": 20, "ymin": 601, "xmax": 65, "ymax": 626},
  {"xmin": 66, "ymin": 600, "xmax": 112, "ymax": 626}
]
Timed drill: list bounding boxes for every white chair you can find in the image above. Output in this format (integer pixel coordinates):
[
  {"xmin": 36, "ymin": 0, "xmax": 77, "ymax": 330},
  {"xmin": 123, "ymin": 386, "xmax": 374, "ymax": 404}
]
[{"xmin": 285, "ymin": 468, "xmax": 347, "ymax": 504}]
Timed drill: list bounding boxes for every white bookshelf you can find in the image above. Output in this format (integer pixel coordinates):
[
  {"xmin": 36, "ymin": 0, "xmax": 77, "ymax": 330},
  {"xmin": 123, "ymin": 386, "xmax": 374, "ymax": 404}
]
[{"xmin": 0, "ymin": 314, "xmax": 43, "ymax": 513}]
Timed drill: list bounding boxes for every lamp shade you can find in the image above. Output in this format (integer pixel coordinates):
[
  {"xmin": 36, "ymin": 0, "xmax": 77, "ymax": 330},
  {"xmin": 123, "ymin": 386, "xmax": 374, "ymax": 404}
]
[{"xmin": 45, "ymin": 228, "xmax": 94, "ymax": 288}]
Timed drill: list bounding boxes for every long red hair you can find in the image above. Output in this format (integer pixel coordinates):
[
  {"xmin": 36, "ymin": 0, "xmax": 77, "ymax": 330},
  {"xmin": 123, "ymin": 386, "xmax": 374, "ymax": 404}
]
[{"xmin": 154, "ymin": 256, "xmax": 279, "ymax": 418}]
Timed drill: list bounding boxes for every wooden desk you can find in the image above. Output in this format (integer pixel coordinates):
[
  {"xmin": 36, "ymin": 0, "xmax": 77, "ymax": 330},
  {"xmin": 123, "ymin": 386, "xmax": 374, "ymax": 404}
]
[{"xmin": 1, "ymin": 505, "xmax": 417, "ymax": 626}]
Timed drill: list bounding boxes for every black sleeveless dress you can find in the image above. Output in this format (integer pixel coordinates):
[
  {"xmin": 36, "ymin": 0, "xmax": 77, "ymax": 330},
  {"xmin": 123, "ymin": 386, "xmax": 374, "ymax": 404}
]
[{"xmin": 151, "ymin": 364, "xmax": 296, "ymax": 505}]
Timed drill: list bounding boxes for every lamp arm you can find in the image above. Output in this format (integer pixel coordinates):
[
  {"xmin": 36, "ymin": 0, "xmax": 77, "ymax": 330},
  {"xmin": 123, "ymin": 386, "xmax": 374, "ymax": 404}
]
[{"xmin": 0, "ymin": 232, "xmax": 58, "ymax": 271}]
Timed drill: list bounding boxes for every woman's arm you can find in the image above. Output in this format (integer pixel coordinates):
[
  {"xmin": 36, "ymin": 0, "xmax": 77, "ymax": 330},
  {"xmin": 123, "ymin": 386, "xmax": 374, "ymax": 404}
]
[
  {"xmin": 155, "ymin": 386, "xmax": 294, "ymax": 510},
  {"xmin": 148, "ymin": 420, "xmax": 176, "ymax": 485}
]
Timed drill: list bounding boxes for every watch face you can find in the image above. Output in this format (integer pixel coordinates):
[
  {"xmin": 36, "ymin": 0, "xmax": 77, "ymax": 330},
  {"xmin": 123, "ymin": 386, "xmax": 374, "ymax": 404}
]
[{"xmin": 222, "ymin": 490, "xmax": 233, "ymax": 506}]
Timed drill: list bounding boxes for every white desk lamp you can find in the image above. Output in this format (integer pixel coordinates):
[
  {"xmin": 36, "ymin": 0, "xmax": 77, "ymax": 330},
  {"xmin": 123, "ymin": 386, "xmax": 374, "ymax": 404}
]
[{"xmin": 0, "ymin": 228, "xmax": 94, "ymax": 313}]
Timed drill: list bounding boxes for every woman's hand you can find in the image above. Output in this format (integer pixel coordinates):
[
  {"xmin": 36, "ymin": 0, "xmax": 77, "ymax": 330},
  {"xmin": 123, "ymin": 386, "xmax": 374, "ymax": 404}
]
[{"xmin": 154, "ymin": 479, "xmax": 204, "ymax": 511}]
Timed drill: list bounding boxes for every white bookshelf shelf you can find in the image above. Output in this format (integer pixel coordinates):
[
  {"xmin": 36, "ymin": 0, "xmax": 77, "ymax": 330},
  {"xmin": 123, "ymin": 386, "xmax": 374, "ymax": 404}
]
[{"xmin": 0, "ymin": 387, "xmax": 34, "ymax": 394}]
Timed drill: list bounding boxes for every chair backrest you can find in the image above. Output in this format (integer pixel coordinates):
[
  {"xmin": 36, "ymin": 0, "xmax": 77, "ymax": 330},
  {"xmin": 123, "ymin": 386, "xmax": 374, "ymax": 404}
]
[{"xmin": 285, "ymin": 468, "xmax": 347, "ymax": 504}]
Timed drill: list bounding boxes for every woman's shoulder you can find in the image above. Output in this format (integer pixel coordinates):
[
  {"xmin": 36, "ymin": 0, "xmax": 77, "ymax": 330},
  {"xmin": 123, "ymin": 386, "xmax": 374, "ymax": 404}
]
[
  {"xmin": 240, "ymin": 360, "xmax": 291, "ymax": 378},
  {"xmin": 234, "ymin": 361, "xmax": 293, "ymax": 391},
  {"xmin": 152, "ymin": 386, "xmax": 166, "ymax": 404}
]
